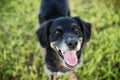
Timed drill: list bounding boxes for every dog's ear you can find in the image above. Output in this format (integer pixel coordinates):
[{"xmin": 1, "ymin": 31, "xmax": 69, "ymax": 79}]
[
  {"xmin": 73, "ymin": 17, "xmax": 92, "ymax": 42},
  {"xmin": 36, "ymin": 20, "xmax": 53, "ymax": 48}
]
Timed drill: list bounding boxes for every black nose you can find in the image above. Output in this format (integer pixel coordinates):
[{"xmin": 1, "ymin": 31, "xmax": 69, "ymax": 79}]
[{"xmin": 66, "ymin": 39, "xmax": 78, "ymax": 49}]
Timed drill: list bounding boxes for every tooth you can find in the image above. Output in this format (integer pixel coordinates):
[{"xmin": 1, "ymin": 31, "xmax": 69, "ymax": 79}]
[
  {"xmin": 56, "ymin": 47, "xmax": 58, "ymax": 50},
  {"xmin": 61, "ymin": 51, "xmax": 65, "ymax": 55}
]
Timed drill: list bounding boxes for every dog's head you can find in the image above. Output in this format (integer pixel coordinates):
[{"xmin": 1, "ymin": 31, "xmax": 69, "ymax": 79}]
[{"xmin": 36, "ymin": 17, "xmax": 91, "ymax": 68}]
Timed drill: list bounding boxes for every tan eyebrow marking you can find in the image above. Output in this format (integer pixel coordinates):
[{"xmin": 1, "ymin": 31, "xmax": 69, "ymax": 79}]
[
  {"xmin": 71, "ymin": 23, "xmax": 77, "ymax": 26},
  {"xmin": 57, "ymin": 26, "xmax": 62, "ymax": 29}
]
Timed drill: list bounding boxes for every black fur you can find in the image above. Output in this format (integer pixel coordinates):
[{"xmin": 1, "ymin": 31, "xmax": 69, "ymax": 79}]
[
  {"xmin": 36, "ymin": 20, "xmax": 54, "ymax": 48},
  {"xmin": 36, "ymin": 0, "xmax": 92, "ymax": 80},
  {"xmin": 39, "ymin": 0, "xmax": 70, "ymax": 24},
  {"xmin": 73, "ymin": 17, "xmax": 91, "ymax": 42}
]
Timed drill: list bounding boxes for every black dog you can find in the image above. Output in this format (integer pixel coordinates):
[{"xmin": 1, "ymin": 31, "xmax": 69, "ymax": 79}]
[{"xmin": 36, "ymin": 0, "xmax": 91, "ymax": 80}]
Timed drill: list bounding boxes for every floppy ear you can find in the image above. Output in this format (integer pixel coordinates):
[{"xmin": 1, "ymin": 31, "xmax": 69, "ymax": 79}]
[
  {"xmin": 36, "ymin": 20, "xmax": 53, "ymax": 48},
  {"xmin": 73, "ymin": 17, "xmax": 92, "ymax": 42}
]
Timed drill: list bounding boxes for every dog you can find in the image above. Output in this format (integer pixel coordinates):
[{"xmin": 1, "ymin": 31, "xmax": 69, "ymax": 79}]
[{"xmin": 36, "ymin": 0, "xmax": 92, "ymax": 80}]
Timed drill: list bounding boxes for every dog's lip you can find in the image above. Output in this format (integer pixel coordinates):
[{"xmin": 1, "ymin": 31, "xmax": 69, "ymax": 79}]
[
  {"xmin": 65, "ymin": 62, "xmax": 77, "ymax": 68},
  {"xmin": 56, "ymin": 47, "xmax": 63, "ymax": 52},
  {"xmin": 55, "ymin": 47, "xmax": 78, "ymax": 68},
  {"xmin": 55, "ymin": 47, "xmax": 64, "ymax": 58}
]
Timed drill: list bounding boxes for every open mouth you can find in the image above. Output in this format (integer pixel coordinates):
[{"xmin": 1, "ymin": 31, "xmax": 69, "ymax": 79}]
[{"xmin": 55, "ymin": 47, "xmax": 78, "ymax": 68}]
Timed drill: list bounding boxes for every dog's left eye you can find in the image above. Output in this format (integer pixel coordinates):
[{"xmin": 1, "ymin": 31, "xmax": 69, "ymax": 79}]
[
  {"xmin": 74, "ymin": 28, "xmax": 79, "ymax": 33},
  {"xmin": 71, "ymin": 23, "xmax": 80, "ymax": 34},
  {"xmin": 73, "ymin": 28, "xmax": 80, "ymax": 35}
]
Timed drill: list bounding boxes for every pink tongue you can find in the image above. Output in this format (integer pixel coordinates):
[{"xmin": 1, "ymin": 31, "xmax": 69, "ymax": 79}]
[{"xmin": 63, "ymin": 50, "xmax": 77, "ymax": 66}]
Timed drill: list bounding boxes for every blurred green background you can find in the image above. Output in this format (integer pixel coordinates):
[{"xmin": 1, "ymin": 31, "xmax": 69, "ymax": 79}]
[{"xmin": 0, "ymin": 0, "xmax": 120, "ymax": 80}]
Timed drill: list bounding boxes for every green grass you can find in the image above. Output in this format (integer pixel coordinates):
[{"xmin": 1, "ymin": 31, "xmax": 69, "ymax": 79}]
[{"xmin": 0, "ymin": 0, "xmax": 120, "ymax": 80}]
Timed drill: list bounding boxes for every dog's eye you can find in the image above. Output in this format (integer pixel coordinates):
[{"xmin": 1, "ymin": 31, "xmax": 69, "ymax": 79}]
[
  {"xmin": 74, "ymin": 28, "xmax": 79, "ymax": 32},
  {"xmin": 73, "ymin": 28, "xmax": 80, "ymax": 35},
  {"xmin": 54, "ymin": 29, "xmax": 62, "ymax": 35},
  {"xmin": 71, "ymin": 23, "xmax": 80, "ymax": 33},
  {"xmin": 73, "ymin": 28, "xmax": 80, "ymax": 33}
]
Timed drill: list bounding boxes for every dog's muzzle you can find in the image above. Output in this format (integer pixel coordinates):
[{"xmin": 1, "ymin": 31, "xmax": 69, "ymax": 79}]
[
  {"xmin": 65, "ymin": 38, "xmax": 78, "ymax": 50},
  {"xmin": 55, "ymin": 47, "xmax": 78, "ymax": 67},
  {"xmin": 51, "ymin": 35, "xmax": 82, "ymax": 68}
]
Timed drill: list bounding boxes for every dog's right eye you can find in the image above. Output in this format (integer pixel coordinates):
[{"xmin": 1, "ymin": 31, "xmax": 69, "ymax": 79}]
[{"xmin": 54, "ymin": 29, "xmax": 62, "ymax": 35}]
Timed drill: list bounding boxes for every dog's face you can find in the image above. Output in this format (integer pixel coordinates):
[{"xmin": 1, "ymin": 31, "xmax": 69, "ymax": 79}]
[
  {"xmin": 36, "ymin": 17, "xmax": 91, "ymax": 68},
  {"xmin": 49, "ymin": 18, "xmax": 83, "ymax": 68}
]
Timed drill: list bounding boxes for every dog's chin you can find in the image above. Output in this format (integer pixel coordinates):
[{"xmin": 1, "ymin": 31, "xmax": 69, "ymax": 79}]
[{"xmin": 55, "ymin": 47, "xmax": 78, "ymax": 68}]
